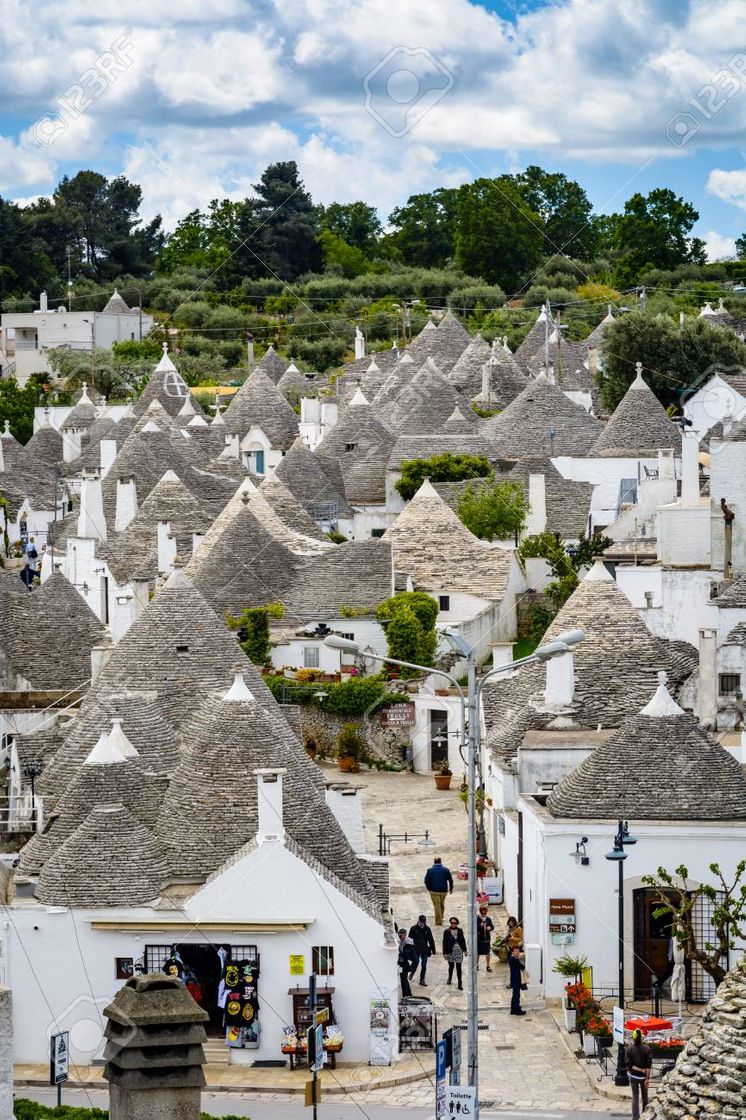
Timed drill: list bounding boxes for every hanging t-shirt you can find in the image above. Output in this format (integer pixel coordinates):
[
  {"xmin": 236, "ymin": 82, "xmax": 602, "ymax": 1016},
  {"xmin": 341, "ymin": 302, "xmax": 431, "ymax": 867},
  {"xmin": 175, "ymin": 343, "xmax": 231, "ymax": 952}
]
[{"xmin": 223, "ymin": 958, "xmax": 260, "ymax": 1026}]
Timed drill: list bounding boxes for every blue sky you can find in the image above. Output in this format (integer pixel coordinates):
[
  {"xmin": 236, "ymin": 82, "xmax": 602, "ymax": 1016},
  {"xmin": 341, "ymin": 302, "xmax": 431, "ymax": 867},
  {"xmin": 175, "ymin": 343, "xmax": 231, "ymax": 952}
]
[{"xmin": 2, "ymin": 0, "xmax": 746, "ymax": 258}]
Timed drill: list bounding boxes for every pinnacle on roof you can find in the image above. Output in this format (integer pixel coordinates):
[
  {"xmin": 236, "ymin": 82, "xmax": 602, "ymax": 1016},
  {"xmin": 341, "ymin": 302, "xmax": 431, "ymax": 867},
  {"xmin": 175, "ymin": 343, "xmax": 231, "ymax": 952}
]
[
  {"xmin": 349, "ymin": 387, "xmax": 370, "ymax": 407},
  {"xmin": 36, "ymin": 804, "xmax": 169, "ymax": 907},
  {"xmin": 61, "ymin": 382, "xmax": 98, "ymax": 430},
  {"xmin": 224, "ymin": 667, "xmax": 255, "ymax": 702},
  {"xmin": 473, "ymin": 344, "xmax": 528, "ymax": 410},
  {"xmin": 591, "ymin": 363, "xmax": 681, "ymax": 456},
  {"xmin": 84, "ymin": 728, "xmax": 127, "ymax": 766},
  {"xmin": 443, "ymin": 405, "xmax": 478, "ymax": 433},
  {"xmin": 154, "ymin": 342, "xmax": 178, "ymax": 373},
  {"xmin": 486, "ymin": 372, "xmax": 603, "ymax": 457},
  {"xmin": 101, "ymin": 289, "xmax": 131, "ymax": 315},
  {"xmin": 177, "ymin": 394, "xmax": 197, "ymax": 419},
  {"xmin": 547, "ymin": 672, "xmax": 746, "ymax": 820},
  {"xmin": 223, "ymin": 368, "xmax": 300, "ymax": 449}
]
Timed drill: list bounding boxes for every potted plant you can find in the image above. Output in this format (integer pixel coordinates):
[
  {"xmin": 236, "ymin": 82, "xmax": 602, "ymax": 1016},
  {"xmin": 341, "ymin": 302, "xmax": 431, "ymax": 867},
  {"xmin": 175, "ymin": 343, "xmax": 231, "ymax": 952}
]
[
  {"xmin": 336, "ymin": 723, "xmax": 364, "ymax": 772},
  {"xmin": 648, "ymin": 1037, "xmax": 685, "ymax": 1058},
  {"xmin": 584, "ymin": 1012, "xmax": 613, "ymax": 1054},
  {"xmin": 433, "ymin": 760, "xmax": 453, "ymax": 790},
  {"xmin": 565, "ymin": 980, "xmax": 594, "ymax": 1038},
  {"xmin": 304, "ymin": 738, "xmax": 318, "ymax": 761}
]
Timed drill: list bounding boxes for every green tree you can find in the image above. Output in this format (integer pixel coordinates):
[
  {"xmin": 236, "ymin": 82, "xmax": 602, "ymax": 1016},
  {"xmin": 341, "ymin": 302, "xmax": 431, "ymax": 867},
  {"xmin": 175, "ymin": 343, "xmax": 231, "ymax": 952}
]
[
  {"xmin": 613, "ymin": 188, "xmax": 703, "ymax": 285},
  {"xmin": 158, "ymin": 209, "xmax": 214, "ymax": 272},
  {"xmin": 518, "ymin": 531, "xmax": 611, "ymax": 611},
  {"xmin": 455, "ymin": 177, "xmax": 545, "ymax": 292},
  {"xmin": 0, "ymin": 375, "xmax": 50, "ymax": 443},
  {"xmin": 642, "ymin": 861, "xmax": 746, "ymax": 988},
  {"xmin": 458, "ymin": 479, "xmax": 528, "ymax": 541},
  {"xmin": 395, "ymin": 452, "xmax": 493, "ymax": 501},
  {"xmin": 386, "ymin": 188, "xmax": 459, "ymax": 268},
  {"xmin": 320, "ymin": 201, "xmax": 381, "ymax": 254},
  {"xmin": 0, "ymin": 197, "xmax": 56, "ymax": 302},
  {"xmin": 376, "ymin": 591, "xmax": 439, "ymax": 673},
  {"xmin": 226, "ymin": 606, "xmax": 274, "ymax": 664},
  {"xmin": 236, "ymin": 162, "xmax": 322, "ymax": 281},
  {"xmin": 599, "ymin": 311, "xmax": 746, "ymax": 411},
  {"xmin": 514, "ymin": 165, "xmax": 597, "ymax": 258},
  {"xmin": 736, "ymin": 232, "xmax": 746, "ymax": 259},
  {"xmin": 319, "ymin": 230, "xmax": 371, "ymax": 278}
]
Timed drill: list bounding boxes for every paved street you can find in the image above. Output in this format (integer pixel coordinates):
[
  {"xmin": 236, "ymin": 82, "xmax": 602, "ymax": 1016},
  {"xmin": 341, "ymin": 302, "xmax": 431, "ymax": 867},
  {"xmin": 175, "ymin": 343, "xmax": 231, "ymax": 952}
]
[{"xmin": 19, "ymin": 1087, "xmax": 628, "ymax": 1119}]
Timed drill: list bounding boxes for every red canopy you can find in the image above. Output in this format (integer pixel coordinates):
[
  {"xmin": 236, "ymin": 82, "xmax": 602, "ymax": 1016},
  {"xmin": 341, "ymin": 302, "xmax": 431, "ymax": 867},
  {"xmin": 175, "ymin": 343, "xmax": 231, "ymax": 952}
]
[{"xmin": 624, "ymin": 1016, "xmax": 673, "ymax": 1034}]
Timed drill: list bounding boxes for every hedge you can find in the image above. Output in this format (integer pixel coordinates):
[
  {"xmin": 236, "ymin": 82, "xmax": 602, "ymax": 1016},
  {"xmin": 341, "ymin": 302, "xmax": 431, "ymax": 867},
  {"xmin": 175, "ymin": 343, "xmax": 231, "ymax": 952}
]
[{"xmin": 13, "ymin": 1101, "xmax": 247, "ymax": 1120}]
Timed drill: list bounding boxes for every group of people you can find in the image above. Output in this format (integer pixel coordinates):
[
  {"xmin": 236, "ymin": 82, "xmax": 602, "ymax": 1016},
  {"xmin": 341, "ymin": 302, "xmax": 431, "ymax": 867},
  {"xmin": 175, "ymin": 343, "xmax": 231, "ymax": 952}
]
[
  {"xmin": 395, "ymin": 857, "xmax": 528, "ymax": 1015},
  {"xmin": 19, "ymin": 536, "xmax": 43, "ymax": 590}
]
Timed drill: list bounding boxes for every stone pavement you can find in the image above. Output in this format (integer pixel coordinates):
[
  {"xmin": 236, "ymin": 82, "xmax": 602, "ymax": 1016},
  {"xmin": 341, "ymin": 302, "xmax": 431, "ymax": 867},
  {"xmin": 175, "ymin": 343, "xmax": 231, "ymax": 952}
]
[{"xmin": 355, "ymin": 767, "xmax": 621, "ymax": 1113}]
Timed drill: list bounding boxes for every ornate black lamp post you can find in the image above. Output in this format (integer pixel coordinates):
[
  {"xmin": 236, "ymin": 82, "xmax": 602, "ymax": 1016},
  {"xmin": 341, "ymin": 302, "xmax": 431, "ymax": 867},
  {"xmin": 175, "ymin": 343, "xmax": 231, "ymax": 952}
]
[{"xmin": 605, "ymin": 818, "xmax": 637, "ymax": 1086}]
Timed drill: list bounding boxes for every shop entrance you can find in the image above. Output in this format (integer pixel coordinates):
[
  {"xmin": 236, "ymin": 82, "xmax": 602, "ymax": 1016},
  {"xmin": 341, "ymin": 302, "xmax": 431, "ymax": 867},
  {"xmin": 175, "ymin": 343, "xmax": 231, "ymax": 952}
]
[
  {"xmin": 633, "ymin": 888, "xmax": 674, "ymax": 1001},
  {"xmin": 145, "ymin": 943, "xmax": 258, "ymax": 1035}
]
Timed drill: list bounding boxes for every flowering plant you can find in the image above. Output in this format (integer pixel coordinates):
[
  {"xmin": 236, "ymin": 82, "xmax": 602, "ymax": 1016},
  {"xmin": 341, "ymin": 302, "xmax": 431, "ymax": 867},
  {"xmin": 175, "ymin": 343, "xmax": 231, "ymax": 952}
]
[
  {"xmin": 565, "ymin": 981, "xmax": 599, "ymax": 1029},
  {"xmin": 584, "ymin": 1012, "xmax": 612, "ymax": 1037}
]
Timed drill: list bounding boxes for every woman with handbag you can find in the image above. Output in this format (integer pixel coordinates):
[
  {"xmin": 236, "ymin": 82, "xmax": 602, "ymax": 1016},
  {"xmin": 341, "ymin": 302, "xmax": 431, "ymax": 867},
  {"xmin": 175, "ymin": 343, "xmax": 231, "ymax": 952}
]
[
  {"xmin": 442, "ymin": 916, "xmax": 467, "ymax": 990},
  {"xmin": 476, "ymin": 905, "xmax": 494, "ymax": 972}
]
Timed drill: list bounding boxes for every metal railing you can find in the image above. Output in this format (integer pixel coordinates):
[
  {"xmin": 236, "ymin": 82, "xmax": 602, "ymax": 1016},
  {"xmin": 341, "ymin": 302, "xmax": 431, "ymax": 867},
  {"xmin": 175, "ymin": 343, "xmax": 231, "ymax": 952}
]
[{"xmin": 0, "ymin": 795, "xmax": 44, "ymax": 833}]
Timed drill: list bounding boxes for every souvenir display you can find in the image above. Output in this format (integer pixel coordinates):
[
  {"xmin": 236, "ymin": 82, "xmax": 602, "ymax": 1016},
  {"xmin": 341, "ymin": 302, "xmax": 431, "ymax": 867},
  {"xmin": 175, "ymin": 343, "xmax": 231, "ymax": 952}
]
[{"xmin": 222, "ymin": 957, "xmax": 261, "ymax": 1044}]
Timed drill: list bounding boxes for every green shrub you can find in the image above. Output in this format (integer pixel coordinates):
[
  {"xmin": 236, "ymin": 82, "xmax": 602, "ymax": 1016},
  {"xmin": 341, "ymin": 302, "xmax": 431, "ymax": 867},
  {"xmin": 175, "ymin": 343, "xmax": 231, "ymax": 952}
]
[
  {"xmin": 336, "ymin": 722, "xmax": 365, "ymax": 759},
  {"xmin": 395, "ymin": 453, "xmax": 493, "ymax": 501}
]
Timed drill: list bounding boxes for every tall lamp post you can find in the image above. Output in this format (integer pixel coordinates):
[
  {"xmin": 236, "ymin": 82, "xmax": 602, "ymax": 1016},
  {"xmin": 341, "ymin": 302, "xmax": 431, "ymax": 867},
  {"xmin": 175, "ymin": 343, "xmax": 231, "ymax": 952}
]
[
  {"xmin": 325, "ymin": 626, "xmax": 585, "ymax": 1119},
  {"xmin": 605, "ymin": 819, "xmax": 637, "ymax": 1087}
]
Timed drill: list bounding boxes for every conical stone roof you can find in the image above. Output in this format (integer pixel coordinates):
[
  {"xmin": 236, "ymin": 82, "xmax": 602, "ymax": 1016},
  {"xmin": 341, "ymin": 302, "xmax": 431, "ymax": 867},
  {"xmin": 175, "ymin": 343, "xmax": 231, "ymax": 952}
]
[
  {"xmin": 487, "ymin": 373, "xmax": 603, "ymax": 457},
  {"xmin": 61, "ymin": 385, "xmax": 98, "ymax": 431},
  {"xmin": 384, "ymin": 480, "xmax": 511, "ymax": 599},
  {"xmin": 448, "ymin": 332, "xmax": 492, "ymax": 397},
  {"xmin": 644, "ymin": 955, "xmax": 746, "ymax": 1119},
  {"xmin": 185, "ymin": 478, "xmax": 328, "ymax": 615},
  {"xmin": 547, "ymin": 672, "xmax": 746, "ymax": 820},
  {"xmin": 274, "ymin": 438, "xmax": 353, "ymax": 519},
  {"xmin": 584, "ymin": 305, "xmax": 615, "ymax": 350},
  {"xmin": 39, "ymin": 692, "xmax": 181, "ymax": 800},
  {"xmin": 258, "ymin": 474, "xmax": 326, "ymax": 539},
  {"xmin": 382, "ymin": 359, "xmax": 473, "ymax": 434},
  {"xmin": 134, "ymin": 347, "xmax": 191, "ymax": 418},
  {"xmin": 36, "ymin": 803, "xmax": 169, "ymax": 907},
  {"xmin": 156, "ymin": 672, "xmax": 379, "ymax": 912},
  {"xmin": 104, "ymin": 471, "xmax": 211, "ymax": 584},
  {"xmin": 101, "ymin": 289, "xmax": 130, "ymax": 315},
  {"xmin": 92, "ymin": 567, "xmax": 294, "ymax": 734},
  {"xmin": 223, "ymin": 369, "xmax": 299, "ymax": 449},
  {"xmin": 315, "ymin": 392, "xmax": 396, "ymax": 505},
  {"xmin": 431, "ymin": 310, "xmax": 470, "ymax": 373},
  {"xmin": 513, "ymin": 306, "xmax": 553, "ymax": 371},
  {"xmin": 255, "ymin": 344, "xmax": 288, "ymax": 384},
  {"xmin": 473, "ymin": 346, "xmax": 528, "ymax": 411},
  {"xmin": 591, "ymin": 366, "xmax": 681, "ymax": 456},
  {"xmin": 20, "ymin": 726, "xmax": 165, "ymax": 874}
]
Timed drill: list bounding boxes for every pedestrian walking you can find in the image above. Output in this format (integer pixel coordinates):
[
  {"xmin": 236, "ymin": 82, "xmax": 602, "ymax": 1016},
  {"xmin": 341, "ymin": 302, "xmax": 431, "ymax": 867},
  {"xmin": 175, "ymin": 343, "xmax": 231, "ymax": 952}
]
[
  {"xmin": 508, "ymin": 946, "xmax": 527, "ymax": 1015},
  {"xmin": 397, "ymin": 928, "xmax": 417, "ymax": 999},
  {"xmin": 424, "ymin": 855, "xmax": 453, "ymax": 926},
  {"xmin": 443, "ymin": 916, "xmax": 467, "ymax": 990},
  {"xmin": 476, "ymin": 905, "xmax": 494, "ymax": 971},
  {"xmin": 19, "ymin": 563, "xmax": 36, "ymax": 591},
  {"xmin": 408, "ymin": 914, "xmax": 436, "ymax": 986},
  {"xmin": 24, "ymin": 537, "xmax": 38, "ymax": 563},
  {"xmin": 625, "ymin": 1028, "xmax": 652, "ymax": 1119}
]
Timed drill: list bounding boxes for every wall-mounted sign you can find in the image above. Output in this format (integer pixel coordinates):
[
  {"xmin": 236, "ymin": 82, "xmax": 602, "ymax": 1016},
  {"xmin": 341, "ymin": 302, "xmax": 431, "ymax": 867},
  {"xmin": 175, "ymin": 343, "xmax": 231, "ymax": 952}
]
[
  {"xmin": 380, "ymin": 703, "xmax": 416, "ymax": 728},
  {"xmin": 549, "ymin": 898, "xmax": 576, "ymax": 934},
  {"xmin": 289, "ymin": 954, "xmax": 305, "ymax": 976}
]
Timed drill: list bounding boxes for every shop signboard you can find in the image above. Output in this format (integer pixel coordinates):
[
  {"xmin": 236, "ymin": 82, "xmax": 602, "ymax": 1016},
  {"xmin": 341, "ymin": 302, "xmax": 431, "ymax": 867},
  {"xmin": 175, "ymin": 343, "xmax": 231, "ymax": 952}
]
[
  {"xmin": 549, "ymin": 897, "xmax": 576, "ymax": 944},
  {"xmin": 613, "ymin": 1005, "xmax": 625, "ymax": 1045},
  {"xmin": 369, "ymin": 992, "xmax": 394, "ymax": 1066},
  {"xmin": 380, "ymin": 703, "xmax": 416, "ymax": 728}
]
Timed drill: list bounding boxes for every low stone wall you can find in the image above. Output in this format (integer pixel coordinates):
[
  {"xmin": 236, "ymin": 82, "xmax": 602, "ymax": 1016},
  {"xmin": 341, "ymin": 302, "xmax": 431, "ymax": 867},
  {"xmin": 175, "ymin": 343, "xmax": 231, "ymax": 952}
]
[
  {"xmin": 516, "ymin": 591, "xmax": 555, "ymax": 639},
  {"xmin": 297, "ymin": 706, "xmax": 409, "ymax": 767}
]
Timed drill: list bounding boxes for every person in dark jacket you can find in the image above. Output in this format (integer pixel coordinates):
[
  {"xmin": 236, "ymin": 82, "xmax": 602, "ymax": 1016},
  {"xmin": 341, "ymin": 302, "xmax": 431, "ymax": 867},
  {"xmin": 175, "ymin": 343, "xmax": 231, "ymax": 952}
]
[
  {"xmin": 625, "ymin": 1029, "xmax": 652, "ymax": 1119},
  {"xmin": 397, "ymin": 928, "xmax": 417, "ymax": 998},
  {"xmin": 476, "ymin": 905, "xmax": 494, "ymax": 971},
  {"xmin": 408, "ymin": 914, "xmax": 436, "ymax": 986},
  {"xmin": 19, "ymin": 563, "xmax": 37, "ymax": 590},
  {"xmin": 424, "ymin": 856, "xmax": 453, "ymax": 926},
  {"xmin": 508, "ymin": 946, "xmax": 526, "ymax": 1014},
  {"xmin": 442, "ymin": 916, "xmax": 467, "ymax": 989}
]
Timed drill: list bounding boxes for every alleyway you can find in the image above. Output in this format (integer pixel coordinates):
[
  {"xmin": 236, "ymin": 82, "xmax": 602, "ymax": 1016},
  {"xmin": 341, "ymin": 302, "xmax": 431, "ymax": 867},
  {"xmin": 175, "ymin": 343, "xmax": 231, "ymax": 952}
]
[{"xmin": 349, "ymin": 766, "xmax": 621, "ymax": 1114}]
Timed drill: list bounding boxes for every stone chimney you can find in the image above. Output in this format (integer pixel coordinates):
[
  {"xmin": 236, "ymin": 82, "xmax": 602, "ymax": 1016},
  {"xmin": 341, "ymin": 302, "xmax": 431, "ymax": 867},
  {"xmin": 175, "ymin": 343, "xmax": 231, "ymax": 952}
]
[
  {"xmin": 354, "ymin": 325, "xmax": 365, "ymax": 360},
  {"xmin": 526, "ymin": 472, "xmax": 547, "ymax": 536},
  {"xmin": 680, "ymin": 430, "xmax": 700, "ymax": 505},
  {"xmin": 157, "ymin": 522, "xmax": 177, "ymax": 575},
  {"xmin": 658, "ymin": 447, "xmax": 675, "ymax": 481},
  {"xmin": 0, "ymin": 436, "xmax": 4, "ymax": 473},
  {"xmin": 698, "ymin": 627, "xmax": 718, "ymax": 730},
  {"xmin": 62, "ymin": 428, "xmax": 82, "ymax": 463},
  {"xmin": 221, "ymin": 433, "xmax": 240, "ymax": 460},
  {"xmin": 544, "ymin": 650, "xmax": 575, "ymax": 707},
  {"xmin": 77, "ymin": 469, "xmax": 107, "ymax": 542},
  {"xmin": 100, "ymin": 438, "xmax": 118, "ymax": 477},
  {"xmin": 255, "ymin": 767, "xmax": 286, "ymax": 843},
  {"xmin": 191, "ymin": 531, "xmax": 204, "ymax": 558},
  {"xmin": 91, "ymin": 635, "xmax": 114, "ymax": 679},
  {"xmin": 39, "ymin": 291, "xmax": 48, "ymax": 312},
  {"xmin": 103, "ymin": 973, "xmax": 208, "ymax": 1120},
  {"xmin": 587, "ymin": 347, "xmax": 599, "ymax": 379},
  {"xmin": 114, "ymin": 477, "xmax": 137, "ymax": 532},
  {"xmin": 491, "ymin": 643, "xmax": 513, "ymax": 670}
]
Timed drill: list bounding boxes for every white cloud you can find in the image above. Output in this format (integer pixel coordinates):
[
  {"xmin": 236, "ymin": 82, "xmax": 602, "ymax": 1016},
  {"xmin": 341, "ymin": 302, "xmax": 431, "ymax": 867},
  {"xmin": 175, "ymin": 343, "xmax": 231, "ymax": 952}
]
[
  {"xmin": 703, "ymin": 230, "xmax": 737, "ymax": 261},
  {"xmin": 4, "ymin": 0, "xmax": 746, "ymax": 220},
  {"xmin": 707, "ymin": 169, "xmax": 746, "ymax": 211}
]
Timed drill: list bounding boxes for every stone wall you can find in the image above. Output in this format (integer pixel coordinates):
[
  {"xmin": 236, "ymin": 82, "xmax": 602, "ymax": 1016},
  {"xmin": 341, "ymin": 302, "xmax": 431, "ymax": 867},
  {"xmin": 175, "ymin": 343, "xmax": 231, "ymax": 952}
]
[
  {"xmin": 516, "ymin": 591, "xmax": 555, "ymax": 639},
  {"xmin": 296, "ymin": 705, "xmax": 409, "ymax": 767}
]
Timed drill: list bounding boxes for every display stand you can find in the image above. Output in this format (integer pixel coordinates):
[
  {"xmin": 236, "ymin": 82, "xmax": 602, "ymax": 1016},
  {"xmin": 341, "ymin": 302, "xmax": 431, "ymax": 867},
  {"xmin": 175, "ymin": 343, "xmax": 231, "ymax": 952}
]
[{"xmin": 285, "ymin": 986, "xmax": 340, "ymax": 1069}]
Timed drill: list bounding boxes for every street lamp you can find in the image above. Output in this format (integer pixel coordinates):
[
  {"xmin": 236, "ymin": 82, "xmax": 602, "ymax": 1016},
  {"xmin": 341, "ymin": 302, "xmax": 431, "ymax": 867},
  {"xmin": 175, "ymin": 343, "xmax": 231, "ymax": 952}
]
[
  {"xmin": 605, "ymin": 819, "xmax": 637, "ymax": 1087},
  {"xmin": 22, "ymin": 758, "xmax": 43, "ymax": 832},
  {"xmin": 325, "ymin": 627, "xmax": 585, "ymax": 1117}
]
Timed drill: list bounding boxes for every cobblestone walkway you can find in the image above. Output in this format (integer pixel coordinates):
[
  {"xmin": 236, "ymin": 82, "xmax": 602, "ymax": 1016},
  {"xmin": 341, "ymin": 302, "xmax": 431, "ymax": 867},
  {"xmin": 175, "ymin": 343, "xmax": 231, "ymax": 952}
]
[{"xmin": 354, "ymin": 766, "xmax": 621, "ymax": 1113}]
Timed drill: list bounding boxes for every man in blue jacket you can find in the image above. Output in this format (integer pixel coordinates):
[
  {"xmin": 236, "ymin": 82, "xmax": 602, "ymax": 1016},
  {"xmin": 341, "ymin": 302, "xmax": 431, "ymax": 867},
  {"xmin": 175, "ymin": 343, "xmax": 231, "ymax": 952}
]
[{"xmin": 423, "ymin": 856, "xmax": 453, "ymax": 926}]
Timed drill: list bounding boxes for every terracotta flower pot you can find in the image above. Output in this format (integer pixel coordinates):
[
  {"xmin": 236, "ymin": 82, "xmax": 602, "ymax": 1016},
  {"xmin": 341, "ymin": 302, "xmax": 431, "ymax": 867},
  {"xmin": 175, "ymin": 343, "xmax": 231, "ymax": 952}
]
[
  {"xmin": 434, "ymin": 773, "xmax": 452, "ymax": 790},
  {"xmin": 338, "ymin": 756, "xmax": 355, "ymax": 772}
]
